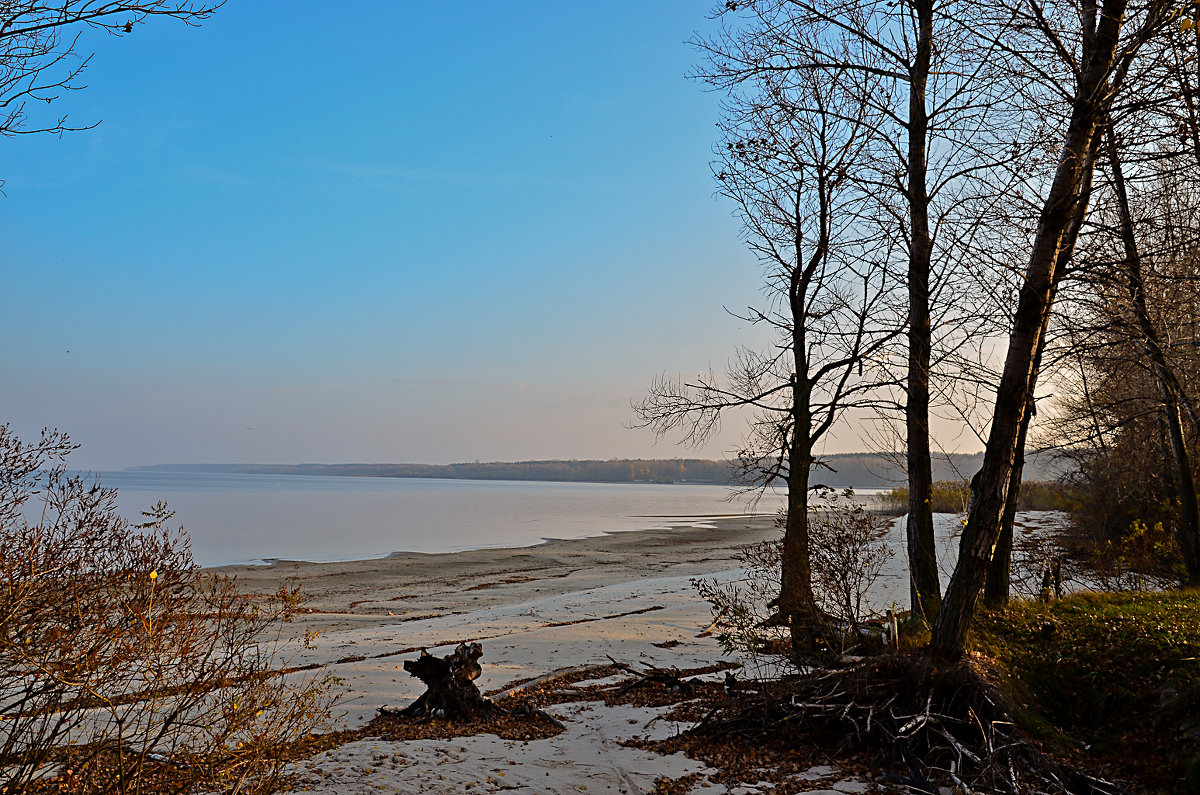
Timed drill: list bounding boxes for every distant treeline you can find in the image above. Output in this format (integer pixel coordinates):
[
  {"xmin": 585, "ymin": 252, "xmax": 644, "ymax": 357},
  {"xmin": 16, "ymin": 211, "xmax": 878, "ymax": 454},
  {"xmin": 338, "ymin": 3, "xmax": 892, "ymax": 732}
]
[
  {"xmin": 131, "ymin": 451, "xmax": 1067, "ymax": 487},
  {"xmin": 130, "ymin": 459, "xmax": 734, "ymax": 484}
]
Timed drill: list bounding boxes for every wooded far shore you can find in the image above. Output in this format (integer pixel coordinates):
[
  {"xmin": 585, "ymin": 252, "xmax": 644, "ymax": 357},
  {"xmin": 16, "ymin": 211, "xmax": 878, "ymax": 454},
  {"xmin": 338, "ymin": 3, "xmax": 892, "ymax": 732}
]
[{"xmin": 129, "ymin": 452, "xmax": 1064, "ymax": 489}]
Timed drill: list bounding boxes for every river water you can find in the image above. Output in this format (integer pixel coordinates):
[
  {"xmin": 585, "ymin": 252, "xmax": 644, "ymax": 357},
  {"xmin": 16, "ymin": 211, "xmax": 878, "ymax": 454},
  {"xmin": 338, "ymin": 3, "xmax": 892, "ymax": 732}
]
[
  {"xmin": 48, "ymin": 471, "xmax": 1063, "ymax": 611},
  {"xmin": 91, "ymin": 471, "xmax": 784, "ymax": 567}
]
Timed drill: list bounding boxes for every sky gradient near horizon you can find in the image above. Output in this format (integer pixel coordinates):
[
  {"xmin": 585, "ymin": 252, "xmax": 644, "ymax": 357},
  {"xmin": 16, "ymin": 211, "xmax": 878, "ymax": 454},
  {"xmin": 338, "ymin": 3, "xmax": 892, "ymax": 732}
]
[{"xmin": 0, "ymin": 2, "xmax": 882, "ymax": 470}]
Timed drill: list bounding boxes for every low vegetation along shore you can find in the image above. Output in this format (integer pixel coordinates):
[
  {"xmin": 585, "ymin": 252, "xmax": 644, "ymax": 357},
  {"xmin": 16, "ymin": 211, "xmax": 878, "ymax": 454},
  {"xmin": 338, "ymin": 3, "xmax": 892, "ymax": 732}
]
[
  {"xmin": 5, "ymin": 475, "xmax": 1195, "ymax": 791},
  {"xmin": 2, "ymin": 429, "xmax": 1194, "ymax": 793},
  {"xmin": 880, "ymin": 479, "xmax": 1080, "ymax": 514},
  {"xmin": 974, "ymin": 591, "xmax": 1200, "ymax": 790}
]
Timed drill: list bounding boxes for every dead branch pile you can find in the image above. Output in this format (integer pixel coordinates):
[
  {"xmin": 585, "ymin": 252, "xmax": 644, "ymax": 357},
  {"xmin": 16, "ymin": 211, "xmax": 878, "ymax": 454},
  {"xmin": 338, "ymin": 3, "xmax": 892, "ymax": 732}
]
[
  {"xmin": 606, "ymin": 656, "xmax": 697, "ymax": 696},
  {"xmin": 694, "ymin": 653, "xmax": 1128, "ymax": 794}
]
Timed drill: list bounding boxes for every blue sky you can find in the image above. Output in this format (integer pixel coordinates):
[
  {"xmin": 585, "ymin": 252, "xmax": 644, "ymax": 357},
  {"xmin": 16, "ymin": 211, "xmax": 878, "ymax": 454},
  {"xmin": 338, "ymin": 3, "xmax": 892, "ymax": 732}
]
[{"xmin": 0, "ymin": 1, "xmax": 813, "ymax": 469}]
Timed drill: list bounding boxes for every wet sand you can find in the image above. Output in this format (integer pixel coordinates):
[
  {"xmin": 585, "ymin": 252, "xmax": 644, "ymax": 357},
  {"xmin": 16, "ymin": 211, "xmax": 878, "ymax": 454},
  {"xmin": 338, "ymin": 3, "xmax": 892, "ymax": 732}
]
[{"xmin": 212, "ymin": 516, "xmax": 780, "ymax": 633}]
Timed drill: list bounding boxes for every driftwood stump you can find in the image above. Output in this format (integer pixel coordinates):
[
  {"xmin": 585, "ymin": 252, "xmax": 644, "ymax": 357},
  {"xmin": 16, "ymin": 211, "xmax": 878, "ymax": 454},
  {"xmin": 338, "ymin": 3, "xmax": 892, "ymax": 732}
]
[{"xmin": 382, "ymin": 642, "xmax": 497, "ymax": 721}]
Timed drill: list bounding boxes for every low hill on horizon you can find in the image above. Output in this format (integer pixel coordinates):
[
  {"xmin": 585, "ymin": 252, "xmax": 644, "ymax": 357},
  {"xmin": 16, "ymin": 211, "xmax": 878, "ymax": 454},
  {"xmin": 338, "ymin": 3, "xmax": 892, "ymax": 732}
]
[{"xmin": 131, "ymin": 451, "xmax": 1067, "ymax": 488}]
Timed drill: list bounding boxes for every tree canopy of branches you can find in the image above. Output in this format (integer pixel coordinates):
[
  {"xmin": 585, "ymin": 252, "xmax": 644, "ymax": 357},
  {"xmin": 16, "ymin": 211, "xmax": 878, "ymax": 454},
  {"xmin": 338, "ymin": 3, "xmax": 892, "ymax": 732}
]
[
  {"xmin": 1044, "ymin": 39, "xmax": 1200, "ymax": 588},
  {"xmin": 636, "ymin": 17, "xmax": 901, "ymax": 653},
  {"xmin": 665, "ymin": 0, "xmax": 1198, "ymax": 658},
  {"xmin": 0, "ymin": 1, "xmax": 220, "ymax": 179},
  {"xmin": 694, "ymin": 0, "xmax": 1038, "ymax": 626},
  {"xmin": 929, "ymin": 0, "xmax": 1184, "ymax": 656}
]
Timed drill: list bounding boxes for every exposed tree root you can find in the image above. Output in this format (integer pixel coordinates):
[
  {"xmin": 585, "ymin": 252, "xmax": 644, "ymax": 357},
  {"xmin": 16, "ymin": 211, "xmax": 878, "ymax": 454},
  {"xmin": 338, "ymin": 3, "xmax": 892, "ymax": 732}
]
[
  {"xmin": 377, "ymin": 642, "xmax": 495, "ymax": 721},
  {"xmin": 689, "ymin": 653, "xmax": 1130, "ymax": 794},
  {"xmin": 378, "ymin": 642, "xmax": 561, "ymax": 731}
]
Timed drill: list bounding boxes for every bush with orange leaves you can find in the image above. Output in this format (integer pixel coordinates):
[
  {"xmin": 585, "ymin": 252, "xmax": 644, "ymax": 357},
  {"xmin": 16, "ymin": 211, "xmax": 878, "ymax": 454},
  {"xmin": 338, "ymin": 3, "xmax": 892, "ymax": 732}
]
[{"xmin": 0, "ymin": 426, "xmax": 337, "ymax": 793}]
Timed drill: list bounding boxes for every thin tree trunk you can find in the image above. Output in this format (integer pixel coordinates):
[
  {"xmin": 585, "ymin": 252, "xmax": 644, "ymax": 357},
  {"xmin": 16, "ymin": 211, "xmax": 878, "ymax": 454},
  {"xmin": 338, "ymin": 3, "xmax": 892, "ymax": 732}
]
[
  {"xmin": 781, "ymin": 425, "xmax": 819, "ymax": 656},
  {"xmin": 905, "ymin": 0, "xmax": 941, "ymax": 623},
  {"xmin": 984, "ymin": 407, "xmax": 1027, "ymax": 606},
  {"xmin": 930, "ymin": 0, "xmax": 1127, "ymax": 656},
  {"xmin": 985, "ymin": 109, "xmax": 1100, "ymax": 606},
  {"xmin": 935, "ymin": 132, "xmax": 1100, "ymax": 648},
  {"xmin": 781, "ymin": 369, "xmax": 821, "ymax": 655},
  {"xmin": 1165, "ymin": 409, "xmax": 1200, "ymax": 582},
  {"xmin": 985, "ymin": 469, "xmax": 1017, "ymax": 605},
  {"xmin": 930, "ymin": 261, "xmax": 1056, "ymax": 655},
  {"xmin": 1108, "ymin": 128, "xmax": 1200, "ymax": 584},
  {"xmin": 780, "ymin": 174, "xmax": 827, "ymax": 654},
  {"xmin": 985, "ymin": 336, "xmax": 1048, "ymax": 605}
]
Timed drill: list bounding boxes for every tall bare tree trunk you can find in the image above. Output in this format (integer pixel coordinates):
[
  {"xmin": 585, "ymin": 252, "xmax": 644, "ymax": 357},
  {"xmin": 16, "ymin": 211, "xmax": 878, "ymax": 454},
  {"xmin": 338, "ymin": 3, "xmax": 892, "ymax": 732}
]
[
  {"xmin": 905, "ymin": 0, "xmax": 941, "ymax": 623},
  {"xmin": 1108, "ymin": 129, "xmax": 1200, "ymax": 584},
  {"xmin": 985, "ymin": 124, "xmax": 1107, "ymax": 605},
  {"xmin": 781, "ymin": 176, "xmax": 828, "ymax": 654},
  {"xmin": 930, "ymin": 0, "xmax": 1128, "ymax": 656}
]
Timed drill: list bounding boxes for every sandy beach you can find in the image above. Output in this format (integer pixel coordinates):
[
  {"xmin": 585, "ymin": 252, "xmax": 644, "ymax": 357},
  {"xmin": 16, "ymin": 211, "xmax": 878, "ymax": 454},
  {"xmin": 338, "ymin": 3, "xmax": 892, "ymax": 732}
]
[
  {"xmin": 217, "ymin": 517, "xmax": 878, "ymax": 794},
  {"xmin": 213, "ymin": 518, "xmax": 782, "ymax": 635}
]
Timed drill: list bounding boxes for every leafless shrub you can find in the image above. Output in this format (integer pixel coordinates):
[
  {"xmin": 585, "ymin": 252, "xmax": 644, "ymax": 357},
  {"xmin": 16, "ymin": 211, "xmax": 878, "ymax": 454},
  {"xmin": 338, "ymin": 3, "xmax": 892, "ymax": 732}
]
[
  {"xmin": 0, "ymin": 425, "xmax": 337, "ymax": 794},
  {"xmin": 693, "ymin": 538, "xmax": 792, "ymax": 679},
  {"xmin": 807, "ymin": 488, "xmax": 894, "ymax": 639},
  {"xmin": 694, "ymin": 489, "xmax": 894, "ymax": 668}
]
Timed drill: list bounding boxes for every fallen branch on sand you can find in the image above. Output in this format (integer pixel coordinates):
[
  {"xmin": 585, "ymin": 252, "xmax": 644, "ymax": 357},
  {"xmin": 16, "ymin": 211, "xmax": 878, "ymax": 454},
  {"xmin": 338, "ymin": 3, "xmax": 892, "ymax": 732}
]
[
  {"xmin": 485, "ymin": 663, "xmax": 614, "ymax": 702},
  {"xmin": 606, "ymin": 655, "xmax": 698, "ymax": 696}
]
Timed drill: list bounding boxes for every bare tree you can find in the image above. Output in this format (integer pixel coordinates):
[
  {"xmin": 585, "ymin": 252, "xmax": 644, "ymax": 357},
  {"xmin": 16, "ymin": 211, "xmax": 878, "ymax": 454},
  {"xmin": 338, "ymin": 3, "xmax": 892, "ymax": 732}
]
[
  {"xmin": 1103, "ymin": 144, "xmax": 1200, "ymax": 582},
  {"xmin": 636, "ymin": 20, "xmax": 901, "ymax": 653},
  {"xmin": 695, "ymin": 0, "xmax": 1030, "ymax": 625},
  {"xmin": 982, "ymin": 0, "xmax": 1200, "ymax": 605},
  {"xmin": 1040, "ymin": 51, "xmax": 1200, "ymax": 586},
  {"xmin": 931, "ymin": 0, "xmax": 1179, "ymax": 656},
  {"xmin": 0, "ymin": 1, "xmax": 220, "ymax": 184}
]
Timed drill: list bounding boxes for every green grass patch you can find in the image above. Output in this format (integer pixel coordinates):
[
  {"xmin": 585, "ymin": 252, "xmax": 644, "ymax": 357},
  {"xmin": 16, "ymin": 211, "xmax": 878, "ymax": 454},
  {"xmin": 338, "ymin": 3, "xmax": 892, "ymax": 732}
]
[
  {"xmin": 880, "ymin": 481, "xmax": 973, "ymax": 514},
  {"xmin": 881, "ymin": 480, "xmax": 1076, "ymax": 514},
  {"xmin": 971, "ymin": 590, "xmax": 1200, "ymax": 792}
]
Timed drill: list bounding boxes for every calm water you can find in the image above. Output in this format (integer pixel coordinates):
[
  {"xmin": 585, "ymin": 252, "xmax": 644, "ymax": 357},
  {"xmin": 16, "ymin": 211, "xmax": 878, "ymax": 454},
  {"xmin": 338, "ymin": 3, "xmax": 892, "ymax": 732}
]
[
  {"xmin": 856, "ymin": 510, "xmax": 1068, "ymax": 612},
  {"xmin": 50, "ymin": 471, "xmax": 1060, "ymax": 612},
  {"xmin": 91, "ymin": 471, "xmax": 783, "ymax": 567}
]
